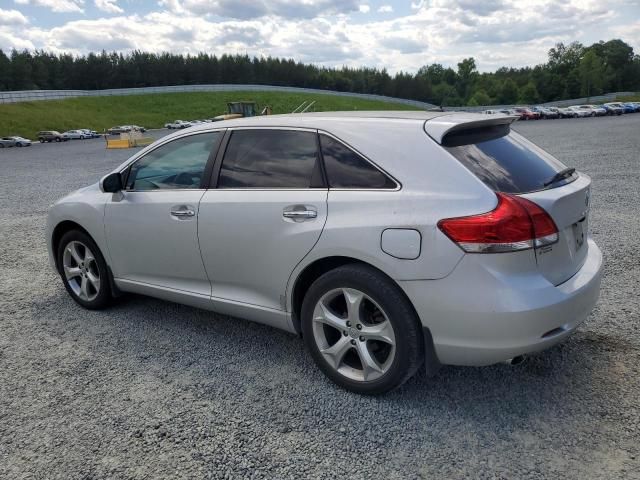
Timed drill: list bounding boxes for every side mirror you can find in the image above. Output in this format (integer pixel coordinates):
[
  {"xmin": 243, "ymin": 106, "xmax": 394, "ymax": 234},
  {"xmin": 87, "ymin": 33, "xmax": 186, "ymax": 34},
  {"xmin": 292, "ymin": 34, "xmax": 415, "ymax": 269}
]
[{"xmin": 101, "ymin": 172, "xmax": 123, "ymax": 193}]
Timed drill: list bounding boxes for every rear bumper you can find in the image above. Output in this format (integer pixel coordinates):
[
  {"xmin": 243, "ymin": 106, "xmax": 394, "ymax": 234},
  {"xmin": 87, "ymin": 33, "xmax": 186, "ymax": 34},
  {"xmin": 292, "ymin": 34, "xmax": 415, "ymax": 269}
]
[{"xmin": 401, "ymin": 238, "xmax": 603, "ymax": 366}]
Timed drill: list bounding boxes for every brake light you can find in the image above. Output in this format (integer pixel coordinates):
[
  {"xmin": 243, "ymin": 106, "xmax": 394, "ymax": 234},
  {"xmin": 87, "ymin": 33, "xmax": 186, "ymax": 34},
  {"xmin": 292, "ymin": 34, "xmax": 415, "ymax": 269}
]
[{"xmin": 437, "ymin": 193, "xmax": 558, "ymax": 253}]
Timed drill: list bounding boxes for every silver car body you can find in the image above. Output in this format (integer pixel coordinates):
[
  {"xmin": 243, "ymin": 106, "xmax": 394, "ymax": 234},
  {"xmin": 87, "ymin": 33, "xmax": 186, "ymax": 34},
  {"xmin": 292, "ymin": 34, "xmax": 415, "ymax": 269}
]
[{"xmin": 46, "ymin": 111, "xmax": 602, "ymax": 366}]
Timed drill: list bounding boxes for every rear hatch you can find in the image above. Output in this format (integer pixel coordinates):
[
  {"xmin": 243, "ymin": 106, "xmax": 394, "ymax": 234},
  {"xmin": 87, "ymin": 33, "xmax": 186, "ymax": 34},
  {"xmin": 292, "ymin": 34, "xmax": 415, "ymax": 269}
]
[{"xmin": 428, "ymin": 117, "xmax": 590, "ymax": 286}]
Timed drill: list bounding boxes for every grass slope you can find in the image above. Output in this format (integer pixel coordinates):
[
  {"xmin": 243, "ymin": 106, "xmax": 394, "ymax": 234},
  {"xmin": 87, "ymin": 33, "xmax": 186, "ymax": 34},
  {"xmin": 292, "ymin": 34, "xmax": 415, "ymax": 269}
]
[{"xmin": 0, "ymin": 91, "xmax": 420, "ymax": 138}]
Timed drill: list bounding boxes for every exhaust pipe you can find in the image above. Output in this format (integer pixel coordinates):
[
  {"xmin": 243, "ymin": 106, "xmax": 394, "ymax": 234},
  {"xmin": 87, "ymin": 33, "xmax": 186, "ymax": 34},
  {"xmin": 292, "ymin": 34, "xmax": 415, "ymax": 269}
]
[{"xmin": 504, "ymin": 355, "xmax": 526, "ymax": 366}]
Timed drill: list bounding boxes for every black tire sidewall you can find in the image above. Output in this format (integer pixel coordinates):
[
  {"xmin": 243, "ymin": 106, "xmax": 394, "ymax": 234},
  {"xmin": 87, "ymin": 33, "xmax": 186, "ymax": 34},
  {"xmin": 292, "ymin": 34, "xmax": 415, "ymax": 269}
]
[
  {"xmin": 57, "ymin": 230, "xmax": 112, "ymax": 310},
  {"xmin": 301, "ymin": 264, "xmax": 424, "ymax": 394}
]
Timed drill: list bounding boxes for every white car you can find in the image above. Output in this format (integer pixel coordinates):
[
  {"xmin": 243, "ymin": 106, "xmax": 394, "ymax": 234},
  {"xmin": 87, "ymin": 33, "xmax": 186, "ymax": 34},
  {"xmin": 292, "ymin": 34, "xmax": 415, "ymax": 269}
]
[
  {"xmin": 1, "ymin": 136, "xmax": 32, "ymax": 147},
  {"xmin": 46, "ymin": 111, "xmax": 602, "ymax": 394},
  {"xmin": 164, "ymin": 120, "xmax": 192, "ymax": 129},
  {"xmin": 581, "ymin": 105, "xmax": 606, "ymax": 116},
  {"xmin": 567, "ymin": 106, "xmax": 593, "ymax": 118},
  {"xmin": 11, "ymin": 136, "xmax": 33, "ymax": 146},
  {"xmin": 63, "ymin": 130, "xmax": 89, "ymax": 139},
  {"xmin": 80, "ymin": 129, "xmax": 99, "ymax": 138}
]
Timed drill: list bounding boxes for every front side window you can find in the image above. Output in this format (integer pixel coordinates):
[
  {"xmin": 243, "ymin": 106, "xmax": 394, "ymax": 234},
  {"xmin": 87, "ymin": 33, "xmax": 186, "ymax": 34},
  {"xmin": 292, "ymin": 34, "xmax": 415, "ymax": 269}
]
[
  {"xmin": 126, "ymin": 132, "xmax": 222, "ymax": 190},
  {"xmin": 218, "ymin": 129, "xmax": 320, "ymax": 188},
  {"xmin": 320, "ymin": 134, "xmax": 397, "ymax": 189}
]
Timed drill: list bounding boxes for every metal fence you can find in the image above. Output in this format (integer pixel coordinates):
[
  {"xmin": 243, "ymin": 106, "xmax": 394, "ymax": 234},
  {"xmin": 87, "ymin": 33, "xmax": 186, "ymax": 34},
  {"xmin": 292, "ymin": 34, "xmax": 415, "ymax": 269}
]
[{"xmin": 0, "ymin": 84, "xmax": 436, "ymax": 109}]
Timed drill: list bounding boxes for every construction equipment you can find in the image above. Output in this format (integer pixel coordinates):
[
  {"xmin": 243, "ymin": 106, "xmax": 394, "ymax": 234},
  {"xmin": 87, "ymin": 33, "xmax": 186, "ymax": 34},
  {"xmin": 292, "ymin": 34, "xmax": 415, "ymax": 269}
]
[
  {"xmin": 106, "ymin": 130, "xmax": 153, "ymax": 149},
  {"xmin": 212, "ymin": 101, "xmax": 272, "ymax": 122}
]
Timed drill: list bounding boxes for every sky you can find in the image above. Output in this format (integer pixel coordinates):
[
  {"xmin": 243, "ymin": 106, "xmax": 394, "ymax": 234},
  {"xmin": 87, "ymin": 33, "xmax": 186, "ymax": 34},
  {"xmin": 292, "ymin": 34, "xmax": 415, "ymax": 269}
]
[{"xmin": 0, "ymin": 0, "xmax": 639, "ymax": 73}]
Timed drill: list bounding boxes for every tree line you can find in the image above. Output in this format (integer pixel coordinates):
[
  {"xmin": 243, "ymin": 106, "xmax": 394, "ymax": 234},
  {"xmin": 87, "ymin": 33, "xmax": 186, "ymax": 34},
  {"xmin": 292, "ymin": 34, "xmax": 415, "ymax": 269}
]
[{"xmin": 0, "ymin": 39, "xmax": 638, "ymax": 106}]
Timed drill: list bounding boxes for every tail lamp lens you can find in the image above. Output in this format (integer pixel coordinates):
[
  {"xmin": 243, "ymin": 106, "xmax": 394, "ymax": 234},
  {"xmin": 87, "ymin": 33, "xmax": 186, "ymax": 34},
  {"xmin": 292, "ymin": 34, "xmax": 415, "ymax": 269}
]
[{"xmin": 437, "ymin": 193, "xmax": 558, "ymax": 253}]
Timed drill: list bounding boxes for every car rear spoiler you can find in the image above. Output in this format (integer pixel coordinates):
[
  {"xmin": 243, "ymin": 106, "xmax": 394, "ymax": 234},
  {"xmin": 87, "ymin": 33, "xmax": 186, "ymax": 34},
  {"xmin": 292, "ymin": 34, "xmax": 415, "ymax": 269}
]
[{"xmin": 424, "ymin": 113, "xmax": 520, "ymax": 145}]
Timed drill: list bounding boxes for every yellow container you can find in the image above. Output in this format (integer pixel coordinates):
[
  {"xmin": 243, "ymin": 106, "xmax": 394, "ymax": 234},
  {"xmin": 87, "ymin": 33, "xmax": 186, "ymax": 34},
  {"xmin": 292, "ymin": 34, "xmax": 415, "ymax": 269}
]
[{"xmin": 106, "ymin": 139, "xmax": 131, "ymax": 149}]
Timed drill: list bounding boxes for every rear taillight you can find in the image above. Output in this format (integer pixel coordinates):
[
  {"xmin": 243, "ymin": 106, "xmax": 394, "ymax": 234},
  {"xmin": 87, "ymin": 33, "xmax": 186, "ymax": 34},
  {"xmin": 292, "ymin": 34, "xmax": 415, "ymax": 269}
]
[{"xmin": 437, "ymin": 193, "xmax": 558, "ymax": 253}]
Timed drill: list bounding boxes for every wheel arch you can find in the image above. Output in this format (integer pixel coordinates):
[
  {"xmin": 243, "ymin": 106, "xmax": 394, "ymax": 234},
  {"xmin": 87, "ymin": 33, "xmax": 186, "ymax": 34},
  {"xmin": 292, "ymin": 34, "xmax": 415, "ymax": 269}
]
[
  {"xmin": 290, "ymin": 255, "xmax": 411, "ymax": 332},
  {"xmin": 290, "ymin": 255, "xmax": 441, "ymax": 376},
  {"xmin": 52, "ymin": 221, "xmax": 93, "ymax": 272}
]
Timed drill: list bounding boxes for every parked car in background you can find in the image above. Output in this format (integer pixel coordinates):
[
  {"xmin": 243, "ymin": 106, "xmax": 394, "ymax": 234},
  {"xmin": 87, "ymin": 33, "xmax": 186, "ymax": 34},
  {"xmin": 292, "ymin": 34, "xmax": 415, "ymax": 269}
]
[
  {"xmin": 120, "ymin": 125, "xmax": 146, "ymax": 133},
  {"xmin": 623, "ymin": 102, "xmax": 640, "ymax": 113},
  {"xmin": 0, "ymin": 137, "xmax": 17, "ymax": 148},
  {"xmin": 567, "ymin": 106, "xmax": 593, "ymax": 118},
  {"xmin": 46, "ymin": 111, "xmax": 602, "ymax": 394},
  {"xmin": 64, "ymin": 130, "xmax": 89, "ymax": 140},
  {"xmin": 37, "ymin": 131, "xmax": 69, "ymax": 142},
  {"xmin": 581, "ymin": 105, "xmax": 607, "ymax": 116},
  {"xmin": 165, "ymin": 120, "xmax": 192, "ymax": 129},
  {"xmin": 80, "ymin": 129, "xmax": 100, "ymax": 138},
  {"xmin": 532, "ymin": 106, "xmax": 559, "ymax": 119},
  {"xmin": 554, "ymin": 107, "xmax": 576, "ymax": 118},
  {"xmin": 513, "ymin": 107, "xmax": 540, "ymax": 120},
  {"xmin": 602, "ymin": 103, "xmax": 624, "ymax": 115},
  {"xmin": 9, "ymin": 136, "xmax": 32, "ymax": 147},
  {"xmin": 108, "ymin": 126, "xmax": 132, "ymax": 135}
]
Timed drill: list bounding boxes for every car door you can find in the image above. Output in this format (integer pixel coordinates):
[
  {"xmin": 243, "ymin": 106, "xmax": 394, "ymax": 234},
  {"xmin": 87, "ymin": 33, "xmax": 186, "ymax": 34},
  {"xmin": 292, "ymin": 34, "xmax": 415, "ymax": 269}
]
[
  {"xmin": 104, "ymin": 131, "xmax": 223, "ymax": 296},
  {"xmin": 198, "ymin": 128, "xmax": 328, "ymax": 311}
]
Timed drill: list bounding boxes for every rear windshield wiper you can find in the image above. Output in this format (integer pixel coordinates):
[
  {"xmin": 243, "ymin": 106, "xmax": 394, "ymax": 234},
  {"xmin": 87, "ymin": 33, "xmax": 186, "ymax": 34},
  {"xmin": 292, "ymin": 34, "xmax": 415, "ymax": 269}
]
[{"xmin": 543, "ymin": 167, "xmax": 576, "ymax": 187}]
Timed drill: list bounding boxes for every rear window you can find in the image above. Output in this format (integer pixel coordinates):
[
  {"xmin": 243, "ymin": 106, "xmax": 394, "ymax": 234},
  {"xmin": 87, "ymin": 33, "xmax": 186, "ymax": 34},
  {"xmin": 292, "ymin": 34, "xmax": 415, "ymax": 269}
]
[{"xmin": 444, "ymin": 128, "xmax": 574, "ymax": 194}]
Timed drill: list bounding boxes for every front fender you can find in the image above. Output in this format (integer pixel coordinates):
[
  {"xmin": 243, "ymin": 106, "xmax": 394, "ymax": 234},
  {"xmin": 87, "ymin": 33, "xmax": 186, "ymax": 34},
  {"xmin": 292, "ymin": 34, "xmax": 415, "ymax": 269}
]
[{"xmin": 46, "ymin": 183, "xmax": 110, "ymax": 271}]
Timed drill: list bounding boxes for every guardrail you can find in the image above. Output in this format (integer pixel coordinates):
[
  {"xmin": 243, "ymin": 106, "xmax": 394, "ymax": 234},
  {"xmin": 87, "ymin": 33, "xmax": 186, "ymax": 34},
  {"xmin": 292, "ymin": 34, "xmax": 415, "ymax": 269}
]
[
  {"xmin": 0, "ymin": 84, "xmax": 437, "ymax": 109},
  {"xmin": 0, "ymin": 85, "xmax": 634, "ymax": 112}
]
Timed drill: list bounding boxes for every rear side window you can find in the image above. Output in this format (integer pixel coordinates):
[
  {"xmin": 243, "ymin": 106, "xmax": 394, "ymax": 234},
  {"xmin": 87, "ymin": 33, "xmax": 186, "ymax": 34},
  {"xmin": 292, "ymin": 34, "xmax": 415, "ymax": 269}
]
[
  {"xmin": 320, "ymin": 134, "xmax": 396, "ymax": 189},
  {"xmin": 445, "ymin": 130, "xmax": 572, "ymax": 193},
  {"xmin": 218, "ymin": 129, "xmax": 321, "ymax": 188}
]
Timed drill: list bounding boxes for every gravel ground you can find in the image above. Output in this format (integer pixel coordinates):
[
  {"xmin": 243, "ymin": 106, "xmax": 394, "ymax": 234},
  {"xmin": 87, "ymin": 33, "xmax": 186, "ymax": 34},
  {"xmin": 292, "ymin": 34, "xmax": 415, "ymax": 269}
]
[{"xmin": 1, "ymin": 117, "xmax": 639, "ymax": 479}]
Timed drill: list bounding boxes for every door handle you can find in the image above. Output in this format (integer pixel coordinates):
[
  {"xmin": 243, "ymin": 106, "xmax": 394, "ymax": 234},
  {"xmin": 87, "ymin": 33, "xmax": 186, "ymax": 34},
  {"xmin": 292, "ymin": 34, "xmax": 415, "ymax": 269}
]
[
  {"xmin": 171, "ymin": 210, "xmax": 195, "ymax": 217},
  {"xmin": 170, "ymin": 206, "xmax": 196, "ymax": 218},
  {"xmin": 283, "ymin": 210, "xmax": 317, "ymax": 219}
]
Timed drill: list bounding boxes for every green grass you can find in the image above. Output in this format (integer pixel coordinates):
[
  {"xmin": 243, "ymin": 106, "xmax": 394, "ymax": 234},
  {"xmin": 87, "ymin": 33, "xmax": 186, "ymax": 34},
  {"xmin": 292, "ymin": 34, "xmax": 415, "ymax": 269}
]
[
  {"xmin": 617, "ymin": 93, "xmax": 640, "ymax": 102},
  {"xmin": 0, "ymin": 91, "xmax": 420, "ymax": 139}
]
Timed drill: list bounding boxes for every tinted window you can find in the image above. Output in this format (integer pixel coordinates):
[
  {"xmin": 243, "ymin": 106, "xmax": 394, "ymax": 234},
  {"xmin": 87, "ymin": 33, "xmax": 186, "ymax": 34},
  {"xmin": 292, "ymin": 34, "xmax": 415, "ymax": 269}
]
[
  {"xmin": 126, "ymin": 132, "xmax": 221, "ymax": 190},
  {"xmin": 320, "ymin": 134, "xmax": 396, "ymax": 189},
  {"xmin": 445, "ymin": 131, "xmax": 572, "ymax": 194},
  {"xmin": 219, "ymin": 130, "xmax": 319, "ymax": 188}
]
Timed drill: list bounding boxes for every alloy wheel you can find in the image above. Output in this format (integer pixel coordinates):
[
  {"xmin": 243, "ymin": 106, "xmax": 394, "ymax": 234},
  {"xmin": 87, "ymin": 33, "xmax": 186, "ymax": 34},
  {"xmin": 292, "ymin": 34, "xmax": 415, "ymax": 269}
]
[
  {"xmin": 311, "ymin": 288, "xmax": 396, "ymax": 382},
  {"xmin": 62, "ymin": 240, "xmax": 101, "ymax": 301}
]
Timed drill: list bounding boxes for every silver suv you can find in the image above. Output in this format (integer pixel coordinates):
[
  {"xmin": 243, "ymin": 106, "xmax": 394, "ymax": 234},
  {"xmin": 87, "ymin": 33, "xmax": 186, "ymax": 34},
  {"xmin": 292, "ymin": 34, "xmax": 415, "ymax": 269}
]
[{"xmin": 47, "ymin": 111, "xmax": 602, "ymax": 394}]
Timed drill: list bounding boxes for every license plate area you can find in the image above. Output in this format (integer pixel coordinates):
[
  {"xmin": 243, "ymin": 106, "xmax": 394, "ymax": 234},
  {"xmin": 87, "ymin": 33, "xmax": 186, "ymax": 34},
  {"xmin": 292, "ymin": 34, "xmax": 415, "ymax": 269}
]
[{"xmin": 572, "ymin": 218, "xmax": 586, "ymax": 252}]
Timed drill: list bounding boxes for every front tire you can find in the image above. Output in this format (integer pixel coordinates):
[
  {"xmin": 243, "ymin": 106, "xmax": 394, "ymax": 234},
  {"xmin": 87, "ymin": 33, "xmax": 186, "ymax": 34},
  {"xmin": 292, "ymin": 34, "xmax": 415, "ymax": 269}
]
[
  {"xmin": 57, "ymin": 230, "xmax": 112, "ymax": 310},
  {"xmin": 301, "ymin": 264, "xmax": 424, "ymax": 394}
]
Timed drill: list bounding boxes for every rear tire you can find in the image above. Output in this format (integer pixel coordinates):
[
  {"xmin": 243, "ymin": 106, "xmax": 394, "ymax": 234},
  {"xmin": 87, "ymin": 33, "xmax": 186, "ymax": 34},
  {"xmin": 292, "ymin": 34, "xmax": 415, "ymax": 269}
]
[
  {"xmin": 301, "ymin": 264, "xmax": 424, "ymax": 394},
  {"xmin": 57, "ymin": 230, "xmax": 113, "ymax": 310}
]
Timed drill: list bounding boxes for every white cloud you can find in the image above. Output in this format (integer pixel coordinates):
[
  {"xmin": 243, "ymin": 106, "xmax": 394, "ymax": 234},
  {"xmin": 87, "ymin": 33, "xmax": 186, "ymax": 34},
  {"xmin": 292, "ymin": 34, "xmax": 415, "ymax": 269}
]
[
  {"xmin": 0, "ymin": 9, "xmax": 29, "ymax": 25},
  {"xmin": 378, "ymin": 5, "xmax": 393, "ymax": 13},
  {"xmin": 94, "ymin": 0, "xmax": 123, "ymax": 14},
  {"xmin": 2, "ymin": 0, "xmax": 638, "ymax": 74},
  {"xmin": 13, "ymin": 0, "xmax": 84, "ymax": 13},
  {"xmin": 159, "ymin": 0, "xmax": 360, "ymax": 20},
  {"xmin": 359, "ymin": 4, "xmax": 370, "ymax": 13}
]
